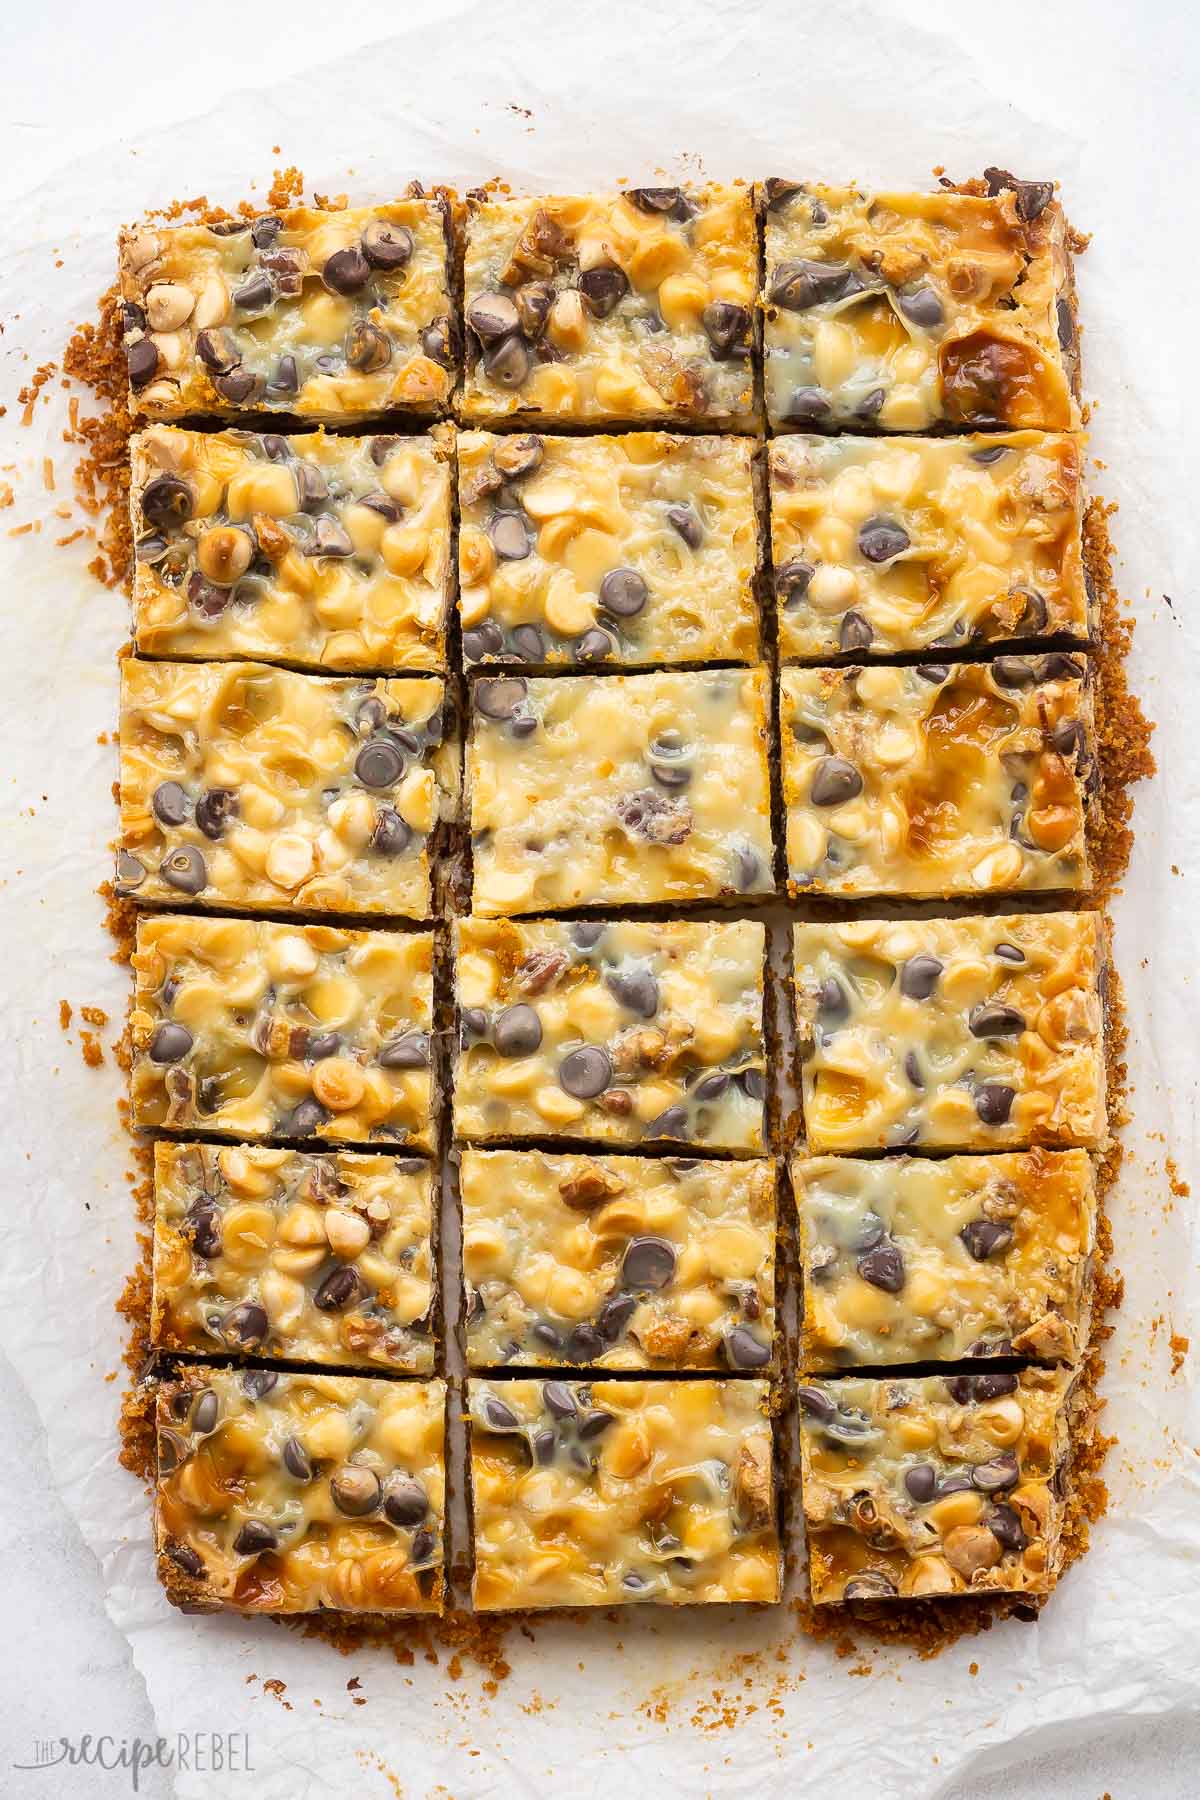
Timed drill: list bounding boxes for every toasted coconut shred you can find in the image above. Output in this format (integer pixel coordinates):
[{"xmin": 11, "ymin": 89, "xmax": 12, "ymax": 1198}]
[{"xmin": 44, "ymin": 170, "xmax": 1155, "ymax": 1697}]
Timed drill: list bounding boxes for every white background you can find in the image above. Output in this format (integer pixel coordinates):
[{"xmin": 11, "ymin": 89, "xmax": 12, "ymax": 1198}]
[{"xmin": 0, "ymin": 2, "xmax": 1197, "ymax": 1796}]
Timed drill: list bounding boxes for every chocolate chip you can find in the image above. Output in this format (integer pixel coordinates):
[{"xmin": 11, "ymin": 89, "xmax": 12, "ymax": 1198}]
[
  {"xmin": 313, "ymin": 1266, "xmax": 363, "ymax": 1314},
  {"xmin": 1014, "ymin": 587, "xmax": 1048, "ymax": 633},
  {"xmin": 665, "ymin": 504, "xmax": 703, "ymax": 549},
  {"xmin": 149, "ymin": 1022, "xmax": 193, "ymax": 1065},
  {"xmin": 810, "ymin": 756, "xmax": 863, "ymax": 807},
  {"xmin": 702, "ymin": 301, "xmax": 750, "ymax": 356},
  {"xmin": 232, "ymin": 271, "xmax": 273, "ymax": 311},
  {"xmin": 571, "ymin": 922, "xmax": 605, "ymax": 949},
  {"xmin": 511, "ymin": 624, "xmax": 545, "ymax": 662},
  {"xmin": 141, "ymin": 474, "xmax": 194, "ymax": 529},
  {"xmin": 975, "ymin": 1371, "xmax": 1018, "ymax": 1401},
  {"xmin": 330, "ymin": 1465, "xmax": 381, "ymax": 1515},
  {"xmin": 354, "ymin": 738, "xmax": 404, "ymax": 789},
  {"xmin": 647, "ymin": 1103, "xmax": 689, "ymax": 1139},
  {"xmin": 157, "ymin": 1429, "xmax": 187, "ymax": 1475},
  {"xmin": 914, "ymin": 663, "xmax": 950, "ymax": 684},
  {"xmin": 182, "ymin": 1201, "xmax": 219, "ymax": 1259},
  {"xmin": 152, "ymin": 780, "xmax": 190, "ymax": 827},
  {"xmin": 489, "ymin": 513, "xmax": 531, "ymax": 560},
  {"xmin": 983, "ymin": 167, "xmax": 1055, "ymax": 222},
  {"xmin": 899, "ymin": 954, "xmax": 943, "ymax": 1001},
  {"xmin": 283, "ymin": 1437, "xmax": 314, "ymax": 1481},
  {"xmin": 577, "ymin": 1408, "xmax": 615, "ymax": 1439},
  {"xmin": 725, "ymin": 1326, "xmax": 770, "ymax": 1370},
  {"xmin": 475, "ymin": 677, "xmax": 528, "ymax": 723},
  {"xmin": 785, "ymin": 387, "xmax": 833, "ymax": 425},
  {"xmin": 994, "ymin": 941, "xmax": 1026, "ymax": 963},
  {"xmin": 763, "ymin": 178, "xmax": 803, "ymax": 210},
  {"xmin": 896, "ymin": 284, "xmax": 944, "ymax": 329},
  {"xmin": 961, "ymin": 1220, "xmax": 1015, "ymax": 1261},
  {"xmin": 598, "ymin": 1291, "xmax": 638, "ymax": 1341},
  {"xmin": 270, "ymin": 354, "xmax": 299, "ymax": 395},
  {"xmin": 305, "ymin": 1033, "xmax": 340, "ymax": 1061},
  {"xmin": 468, "ymin": 293, "xmax": 521, "ymax": 342},
  {"xmin": 1056, "ymin": 296, "xmax": 1076, "ymax": 353},
  {"xmin": 693, "ymin": 1072, "xmax": 729, "ymax": 1100},
  {"xmin": 378, "ymin": 1032, "xmax": 430, "ymax": 1069},
  {"xmin": 127, "ymin": 340, "xmax": 160, "ymax": 388},
  {"xmin": 323, "ymin": 246, "xmax": 371, "ymax": 295},
  {"xmin": 542, "ymin": 1381, "xmax": 578, "ymax": 1420},
  {"xmin": 384, "ymin": 1478, "xmax": 429, "ymax": 1526},
  {"xmin": 843, "ymin": 1572, "xmax": 899, "ymax": 1601},
  {"xmin": 627, "ymin": 186, "xmax": 687, "ymax": 214},
  {"xmin": 222, "ymin": 1302, "xmax": 268, "ymax": 1347},
  {"xmin": 904, "ymin": 1050, "xmax": 924, "ymax": 1088},
  {"xmin": 289, "ymin": 1098, "xmax": 329, "ymax": 1137},
  {"xmin": 191, "ymin": 1390, "xmax": 219, "ymax": 1434},
  {"xmin": 855, "ymin": 387, "xmax": 886, "ymax": 422},
  {"xmin": 195, "ymin": 328, "xmax": 240, "ymax": 375},
  {"xmin": 578, "ymin": 265, "xmax": 628, "ymax": 318},
  {"xmin": 233, "ymin": 1519, "xmax": 277, "ymax": 1556},
  {"xmin": 858, "ymin": 517, "xmax": 910, "ymax": 563},
  {"xmin": 856, "ymin": 1241, "xmax": 905, "ymax": 1292},
  {"xmin": 975, "ymin": 1083, "xmax": 1016, "ymax": 1125},
  {"xmin": 115, "ymin": 850, "xmax": 146, "ymax": 892},
  {"xmin": 494, "ymin": 1004, "xmax": 543, "ymax": 1057},
  {"xmin": 485, "ymin": 336, "xmax": 530, "ymax": 387},
  {"xmin": 605, "ymin": 968, "xmax": 659, "ymax": 1018},
  {"xmin": 796, "ymin": 1386, "xmax": 836, "ymax": 1423},
  {"xmin": 818, "ymin": 977, "xmax": 849, "ymax": 1020},
  {"xmin": 418, "ymin": 315, "xmax": 451, "ymax": 366},
  {"xmin": 362, "ymin": 220, "xmax": 413, "ymax": 269},
  {"xmin": 732, "ymin": 845, "xmax": 763, "ymax": 892},
  {"xmin": 991, "ymin": 656, "xmax": 1036, "ymax": 688},
  {"xmin": 840, "ymin": 611, "xmax": 874, "ymax": 652},
  {"xmin": 599, "ymin": 567, "xmax": 648, "ymax": 618},
  {"xmin": 559, "ymin": 1046, "xmax": 612, "ymax": 1099},
  {"xmin": 195, "ymin": 788, "xmax": 237, "ymax": 840},
  {"xmin": 160, "ymin": 845, "xmax": 207, "ymax": 895},
  {"xmin": 346, "ymin": 321, "xmax": 392, "ymax": 372},
  {"xmin": 621, "ymin": 1237, "xmax": 677, "ymax": 1290},
  {"xmin": 565, "ymin": 1324, "xmax": 604, "ymax": 1363},
  {"xmin": 969, "ymin": 1002, "xmax": 1026, "ymax": 1038},
  {"xmin": 166, "ymin": 1542, "xmax": 204, "ymax": 1578},
  {"xmin": 972, "ymin": 1453, "xmax": 1020, "ymax": 1494},
  {"xmin": 769, "ymin": 259, "xmax": 862, "ymax": 310},
  {"xmin": 577, "ymin": 627, "xmax": 616, "ymax": 662},
  {"xmin": 482, "ymin": 1394, "xmax": 520, "ymax": 1431},
  {"xmin": 213, "ymin": 368, "xmax": 262, "ymax": 405},
  {"xmin": 493, "ymin": 434, "xmax": 544, "ymax": 480},
  {"xmin": 986, "ymin": 1502, "xmax": 1028, "ymax": 1552},
  {"xmin": 904, "ymin": 1463, "xmax": 938, "ymax": 1504},
  {"xmin": 776, "ymin": 557, "xmax": 815, "ymax": 605}
]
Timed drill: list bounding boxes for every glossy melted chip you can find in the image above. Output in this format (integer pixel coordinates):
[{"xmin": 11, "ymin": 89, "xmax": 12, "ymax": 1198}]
[
  {"xmin": 781, "ymin": 655, "xmax": 1095, "ymax": 898},
  {"xmin": 155, "ymin": 1368, "xmax": 446, "ymax": 1614},
  {"xmin": 761, "ymin": 181, "xmax": 1079, "ymax": 434},
  {"xmin": 793, "ymin": 912, "xmax": 1107, "ymax": 1153},
  {"xmin": 118, "ymin": 660, "xmax": 455, "ymax": 918},
  {"xmin": 453, "ymin": 916, "xmax": 767, "ymax": 1150},
  {"xmin": 793, "ymin": 1150, "xmax": 1095, "ymax": 1369},
  {"xmin": 130, "ymin": 426, "xmax": 452, "ymax": 672},
  {"xmin": 467, "ymin": 1377, "xmax": 780, "ymax": 1609},
  {"xmin": 461, "ymin": 187, "xmax": 757, "ymax": 427},
  {"xmin": 120, "ymin": 201, "xmax": 453, "ymax": 421},
  {"xmin": 457, "ymin": 430, "xmax": 759, "ymax": 668},
  {"xmin": 770, "ymin": 432, "xmax": 1089, "ymax": 660},
  {"xmin": 130, "ymin": 915, "xmax": 437, "ymax": 1149},
  {"xmin": 798, "ymin": 1367, "xmax": 1075, "ymax": 1603},
  {"xmin": 462, "ymin": 1149, "xmax": 776, "ymax": 1370},
  {"xmin": 467, "ymin": 667, "xmax": 775, "ymax": 913},
  {"xmin": 152, "ymin": 1142, "xmax": 435, "ymax": 1371}
]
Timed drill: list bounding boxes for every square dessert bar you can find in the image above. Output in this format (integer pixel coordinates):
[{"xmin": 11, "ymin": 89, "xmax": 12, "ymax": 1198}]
[
  {"xmin": 793, "ymin": 1150, "xmax": 1095, "ymax": 1369},
  {"xmin": 120, "ymin": 200, "xmax": 453, "ymax": 421},
  {"xmin": 155, "ymin": 1367, "xmax": 446, "ymax": 1614},
  {"xmin": 457, "ymin": 430, "xmax": 759, "ymax": 668},
  {"xmin": 117, "ymin": 660, "xmax": 456, "ymax": 918},
  {"xmin": 467, "ymin": 667, "xmax": 774, "ymax": 914},
  {"xmin": 467, "ymin": 1377, "xmax": 779, "ymax": 1609},
  {"xmin": 130, "ymin": 915, "xmax": 436, "ymax": 1149},
  {"xmin": 131, "ymin": 426, "xmax": 452, "ymax": 672},
  {"xmin": 453, "ymin": 916, "xmax": 767, "ymax": 1151},
  {"xmin": 761, "ymin": 181, "xmax": 1079, "ymax": 434},
  {"xmin": 781, "ymin": 654, "xmax": 1095, "ymax": 898},
  {"xmin": 152, "ymin": 1142, "xmax": 436, "ymax": 1372},
  {"xmin": 461, "ymin": 1149, "xmax": 776, "ymax": 1371},
  {"xmin": 461, "ymin": 186, "xmax": 756, "ymax": 428},
  {"xmin": 792, "ymin": 912, "xmax": 1107, "ymax": 1153},
  {"xmin": 797, "ymin": 1366, "xmax": 1074, "ymax": 1602},
  {"xmin": 770, "ymin": 432, "xmax": 1090, "ymax": 661}
]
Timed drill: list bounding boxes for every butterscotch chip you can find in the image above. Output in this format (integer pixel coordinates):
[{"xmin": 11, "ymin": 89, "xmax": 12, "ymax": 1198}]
[
  {"xmin": 130, "ymin": 426, "xmax": 452, "ymax": 672},
  {"xmin": 797, "ymin": 1367, "xmax": 1073, "ymax": 1603},
  {"xmin": 467, "ymin": 1377, "xmax": 780, "ymax": 1609},
  {"xmin": 462, "ymin": 1148, "xmax": 775, "ymax": 1370},
  {"xmin": 467, "ymin": 668, "xmax": 774, "ymax": 913},
  {"xmin": 770, "ymin": 432, "xmax": 1090, "ymax": 660},
  {"xmin": 117, "ymin": 659, "xmax": 455, "ymax": 918},
  {"xmin": 793, "ymin": 1149, "xmax": 1095, "ymax": 1369},
  {"xmin": 781, "ymin": 655, "xmax": 1095, "ymax": 898},
  {"xmin": 461, "ymin": 187, "xmax": 756, "ymax": 428},
  {"xmin": 457, "ymin": 430, "xmax": 758, "ymax": 668},
  {"xmin": 155, "ymin": 1368, "xmax": 445, "ymax": 1614},
  {"xmin": 130, "ymin": 914, "xmax": 436, "ymax": 1149},
  {"xmin": 453, "ymin": 916, "xmax": 767, "ymax": 1152},
  {"xmin": 793, "ymin": 911, "xmax": 1107, "ymax": 1153},
  {"xmin": 152, "ymin": 1143, "xmax": 435, "ymax": 1372},
  {"xmin": 761, "ymin": 182, "xmax": 1078, "ymax": 434},
  {"xmin": 120, "ymin": 202, "xmax": 453, "ymax": 422}
]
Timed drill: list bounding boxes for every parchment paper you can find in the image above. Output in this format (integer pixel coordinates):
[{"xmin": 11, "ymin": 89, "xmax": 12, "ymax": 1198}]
[{"xmin": 0, "ymin": 2, "xmax": 1196, "ymax": 1795}]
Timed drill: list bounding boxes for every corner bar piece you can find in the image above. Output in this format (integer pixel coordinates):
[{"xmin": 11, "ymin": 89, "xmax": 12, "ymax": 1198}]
[
  {"xmin": 761, "ymin": 181, "xmax": 1079, "ymax": 435},
  {"xmin": 461, "ymin": 1149, "xmax": 776, "ymax": 1371},
  {"xmin": 461, "ymin": 186, "xmax": 756, "ymax": 427},
  {"xmin": 781, "ymin": 655, "xmax": 1095, "ymax": 898},
  {"xmin": 131, "ymin": 426, "xmax": 452, "ymax": 672},
  {"xmin": 798, "ymin": 1367, "xmax": 1075, "ymax": 1602},
  {"xmin": 458, "ymin": 430, "xmax": 759, "ymax": 668},
  {"xmin": 453, "ymin": 916, "xmax": 767, "ymax": 1151},
  {"xmin": 770, "ymin": 432, "xmax": 1090, "ymax": 661},
  {"xmin": 130, "ymin": 915, "xmax": 436, "ymax": 1149},
  {"xmin": 467, "ymin": 667, "xmax": 774, "ymax": 914},
  {"xmin": 118, "ymin": 660, "xmax": 455, "ymax": 918},
  {"xmin": 467, "ymin": 1377, "xmax": 779, "ymax": 1609},
  {"xmin": 152, "ymin": 1142, "xmax": 436, "ymax": 1371},
  {"xmin": 156, "ymin": 1368, "xmax": 446, "ymax": 1614},
  {"xmin": 120, "ymin": 200, "xmax": 453, "ymax": 421},
  {"xmin": 793, "ymin": 1150, "xmax": 1095, "ymax": 1369},
  {"xmin": 792, "ymin": 912, "xmax": 1106, "ymax": 1153}
]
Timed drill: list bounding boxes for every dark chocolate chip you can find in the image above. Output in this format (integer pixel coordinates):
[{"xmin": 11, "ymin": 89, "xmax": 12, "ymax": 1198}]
[
  {"xmin": 991, "ymin": 656, "xmax": 1036, "ymax": 688},
  {"xmin": 974, "ymin": 1371, "xmax": 1018, "ymax": 1400},
  {"xmin": 994, "ymin": 941, "xmax": 1026, "ymax": 963},
  {"xmin": 484, "ymin": 336, "xmax": 530, "ymax": 387},
  {"xmin": 305, "ymin": 1033, "xmax": 341, "ymax": 1062},
  {"xmin": 763, "ymin": 178, "xmax": 803, "ymax": 210},
  {"xmin": 127, "ymin": 340, "xmax": 160, "ymax": 388},
  {"xmin": 377, "ymin": 1032, "xmax": 430, "ymax": 1069},
  {"xmin": 577, "ymin": 627, "xmax": 615, "ymax": 662},
  {"xmin": 346, "ymin": 321, "xmax": 392, "ymax": 373},
  {"xmin": 960, "ymin": 1220, "xmax": 1015, "ymax": 1261},
  {"xmin": 152, "ymin": 780, "xmax": 190, "ymax": 827},
  {"xmin": 195, "ymin": 788, "xmax": 237, "ymax": 840},
  {"xmin": 621, "ymin": 1236, "xmax": 677, "ymax": 1290},
  {"xmin": 571, "ymin": 922, "xmax": 605, "ymax": 949},
  {"xmin": 843, "ymin": 1571, "xmax": 899, "ymax": 1601},
  {"xmin": 818, "ymin": 976, "xmax": 849, "ymax": 1020},
  {"xmin": 289, "ymin": 1098, "xmax": 329, "ymax": 1137},
  {"xmin": 475, "ymin": 677, "xmax": 529, "ymax": 723},
  {"xmin": 141, "ymin": 474, "xmax": 194, "ymax": 529},
  {"xmin": 896, "ymin": 284, "xmax": 944, "ymax": 329},
  {"xmin": 840, "ymin": 610, "xmax": 874, "ymax": 652},
  {"xmin": 354, "ymin": 738, "xmax": 405, "ymax": 789},
  {"xmin": 776, "ymin": 556, "xmax": 815, "ymax": 605},
  {"xmin": 578, "ymin": 265, "xmax": 628, "ymax": 318},
  {"xmin": 702, "ymin": 300, "xmax": 750, "ymax": 356},
  {"xmin": 191, "ymin": 1390, "xmax": 219, "ymax": 1434},
  {"xmin": 796, "ymin": 1386, "xmax": 837, "ymax": 1423},
  {"xmin": 195, "ymin": 328, "xmax": 240, "ymax": 375},
  {"xmin": 858, "ymin": 517, "xmax": 910, "ymax": 563},
  {"xmin": 972, "ymin": 1453, "xmax": 1020, "ymax": 1494},
  {"xmin": 160, "ymin": 845, "xmax": 207, "ymax": 895},
  {"xmin": 986, "ymin": 1502, "xmax": 1028, "ymax": 1552},
  {"xmin": 598, "ymin": 567, "xmax": 648, "ymax": 618},
  {"xmin": 213, "ymin": 368, "xmax": 262, "ymax": 405},
  {"xmin": 725, "ymin": 1326, "xmax": 771, "ymax": 1370},
  {"xmin": 233, "ymin": 1519, "xmax": 278, "ymax": 1556},
  {"xmin": 904, "ymin": 1050, "xmax": 924, "ymax": 1088},
  {"xmin": 115, "ymin": 850, "xmax": 146, "ymax": 892},
  {"xmin": 904, "ymin": 1463, "xmax": 939, "ymax": 1504},
  {"xmin": 421, "ymin": 315, "xmax": 453, "ymax": 366},
  {"xmin": 149, "ymin": 1022, "xmax": 193, "ymax": 1065},
  {"xmin": 314, "ymin": 1267, "xmax": 363, "ymax": 1313},
  {"xmin": 166, "ymin": 1542, "xmax": 204, "ymax": 1578},
  {"xmin": 693, "ymin": 1071, "xmax": 729, "ymax": 1101},
  {"xmin": 810, "ymin": 756, "xmax": 863, "ymax": 807},
  {"xmin": 770, "ymin": 259, "xmax": 862, "ymax": 311},
  {"xmin": 974, "ymin": 1083, "xmax": 1016, "ymax": 1126},
  {"xmin": 494, "ymin": 1004, "xmax": 543, "ymax": 1057},
  {"xmin": 969, "ymin": 1002, "xmax": 1026, "ymax": 1038},
  {"xmin": 232, "ymin": 271, "xmax": 274, "ymax": 311},
  {"xmin": 489, "ymin": 513, "xmax": 532, "ymax": 560},
  {"xmin": 283, "ymin": 1436, "xmax": 314, "ymax": 1481},
  {"xmin": 362, "ymin": 220, "xmax": 413, "ymax": 269},
  {"xmin": 493, "ymin": 434, "xmax": 545, "ymax": 480},
  {"xmin": 914, "ymin": 663, "xmax": 950, "ymax": 684},
  {"xmin": 732, "ymin": 845, "xmax": 763, "ymax": 891},
  {"xmin": 564, "ymin": 1324, "xmax": 604, "ymax": 1363},
  {"xmin": 665, "ymin": 504, "xmax": 703, "ymax": 549},
  {"xmin": 482, "ymin": 1394, "xmax": 520, "ymax": 1431},
  {"xmin": 785, "ymin": 387, "xmax": 833, "ymax": 425},
  {"xmin": 598, "ymin": 1291, "xmax": 638, "ymax": 1341},
  {"xmin": 467, "ymin": 293, "xmax": 521, "ymax": 342},
  {"xmin": 558, "ymin": 1046, "xmax": 612, "ymax": 1099},
  {"xmin": 856, "ymin": 1241, "xmax": 905, "ymax": 1293},
  {"xmin": 577, "ymin": 1408, "xmax": 615, "ymax": 1439},
  {"xmin": 222, "ymin": 1302, "xmax": 268, "ymax": 1348},
  {"xmin": 384, "ymin": 1478, "xmax": 429, "ymax": 1526},
  {"xmin": 511, "ymin": 624, "xmax": 545, "ymax": 662},
  {"xmin": 899, "ymin": 955, "xmax": 943, "ymax": 1001},
  {"xmin": 605, "ymin": 968, "xmax": 659, "ymax": 1018},
  {"xmin": 627, "ymin": 186, "xmax": 687, "ymax": 214},
  {"xmin": 323, "ymin": 246, "xmax": 371, "ymax": 295},
  {"xmin": 270, "ymin": 355, "xmax": 299, "ymax": 394},
  {"xmin": 330, "ymin": 1465, "xmax": 381, "ymax": 1515},
  {"xmin": 542, "ymin": 1381, "xmax": 578, "ymax": 1420}
]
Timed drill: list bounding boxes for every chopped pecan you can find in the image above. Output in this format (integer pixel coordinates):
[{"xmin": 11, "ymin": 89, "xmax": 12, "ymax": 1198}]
[
  {"xmin": 615, "ymin": 789, "xmax": 692, "ymax": 846},
  {"xmin": 500, "ymin": 208, "xmax": 576, "ymax": 285},
  {"xmin": 559, "ymin": 1165, "xmax": 626, "ymax": 1210},
  {"xmin": 518, "ymin": 948, "xmax": 569, "ymax": 994}
]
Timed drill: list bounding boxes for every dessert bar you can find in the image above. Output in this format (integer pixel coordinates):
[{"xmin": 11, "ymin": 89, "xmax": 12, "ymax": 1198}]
[
  {"xmin": 458, "ymin": 429, "xmax": 758, "ymax": 668},
  {"xmin": 461, "ymin": 1148, "xmax": 775, "ymax": 1370},
  {"xmin": 452, "ymin": 916, "xmax": 767, "ymax": 1150}
]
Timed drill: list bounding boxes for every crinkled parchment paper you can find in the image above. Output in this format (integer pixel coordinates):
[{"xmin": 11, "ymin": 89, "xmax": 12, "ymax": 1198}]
[{"xmin": 0, "ymin": 2, "xmax": 1196, "ymax": 1795}]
